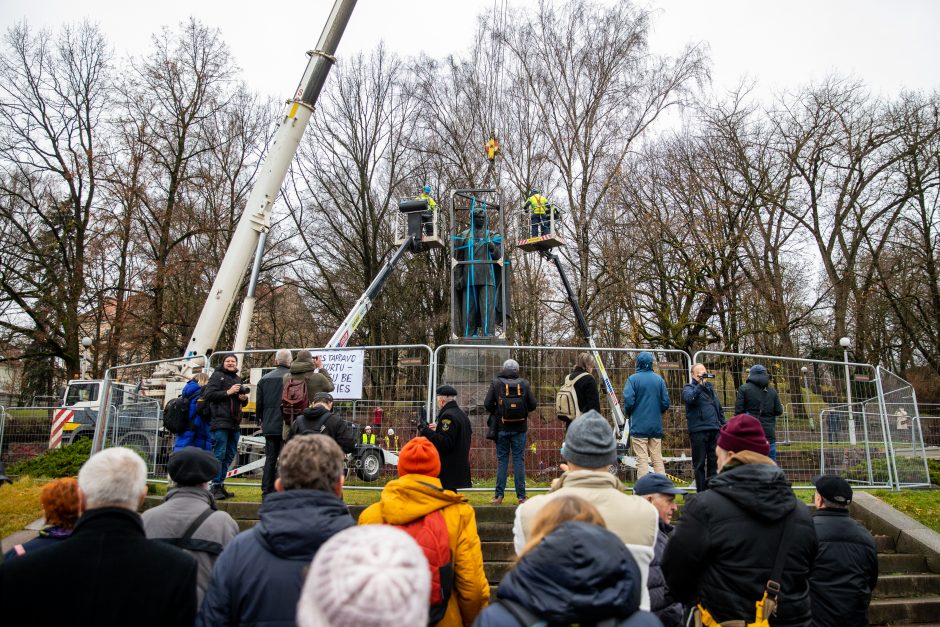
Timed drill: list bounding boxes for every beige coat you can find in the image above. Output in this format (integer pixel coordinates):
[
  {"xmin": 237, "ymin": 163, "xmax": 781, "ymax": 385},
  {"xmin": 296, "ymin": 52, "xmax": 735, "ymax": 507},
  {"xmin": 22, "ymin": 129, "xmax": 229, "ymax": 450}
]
[{"xmin": 513, "ymin": 469, "xmax": 659, "ymax": 611}]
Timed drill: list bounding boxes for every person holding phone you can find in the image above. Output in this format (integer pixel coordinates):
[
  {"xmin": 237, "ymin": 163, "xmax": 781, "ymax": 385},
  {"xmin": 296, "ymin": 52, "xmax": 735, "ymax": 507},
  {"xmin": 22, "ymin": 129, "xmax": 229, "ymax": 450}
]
[{"xmin": 681, "ymin": 363, "xmax": 725, "ymax": 491}]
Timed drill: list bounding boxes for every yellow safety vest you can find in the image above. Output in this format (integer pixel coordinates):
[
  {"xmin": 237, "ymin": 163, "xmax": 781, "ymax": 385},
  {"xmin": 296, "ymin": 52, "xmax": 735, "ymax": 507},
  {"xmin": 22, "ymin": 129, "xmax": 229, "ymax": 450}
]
[
  {"xmin": 416, "ymin": 193, "xmax": 437, "ymax": 209},
  {"xmin": 361, "ymin": 433, "xmax": 376, "ymax": 445},
  {"xmin": 384, "ymin": 435, "xmax": 400, "ymax": 451},
  {"xmin": 526, "ymin": 194, "xmax": 548, "ymax": 215}
]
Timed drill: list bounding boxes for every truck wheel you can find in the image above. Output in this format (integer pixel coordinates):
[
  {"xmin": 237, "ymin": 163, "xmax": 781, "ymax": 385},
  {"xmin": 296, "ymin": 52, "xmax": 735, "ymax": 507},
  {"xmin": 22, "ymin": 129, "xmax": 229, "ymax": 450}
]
[
  {"xmin": 118, "ymin": 433, "xmax": 154, "ymax": 465},
  {"xmin": 68, "ymin": 430, "xmax": 93, "ymax": 446},
  {"xmin": 356, "ymin": 449, "xmax": 382, "ymax": 482}
]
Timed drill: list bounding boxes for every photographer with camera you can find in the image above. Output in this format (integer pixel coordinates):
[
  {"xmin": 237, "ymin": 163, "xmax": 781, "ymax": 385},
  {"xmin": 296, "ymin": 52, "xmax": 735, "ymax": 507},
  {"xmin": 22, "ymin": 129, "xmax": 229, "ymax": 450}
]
[
  {"xmin": 681, "ymin": 363, "xmax": 725, "ymax": 491},
  {"xmin": 203, "ymin": 353, "xmax": 249, "ymax": 500}
]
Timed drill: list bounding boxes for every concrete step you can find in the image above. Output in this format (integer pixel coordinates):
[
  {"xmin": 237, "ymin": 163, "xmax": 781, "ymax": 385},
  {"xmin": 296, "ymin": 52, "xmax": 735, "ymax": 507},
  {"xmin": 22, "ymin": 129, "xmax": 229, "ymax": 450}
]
[
  {"xmin": 482, "ymin": 541, "xmax": 516, "ymax": 562},
  {"xmin": 477, "ymin": 522, "xmax": 514, "ymax": 542},
  {"xmin": 874, "ymin": 574, "xmax": 940, "ymax": 598},
  {"xmin": 485, "ymin": 561, "xmax": 512, "ymax": 584},
  {"xmin": 874, "ymin": 534, "xmax": 897, "ymax": 553},
  {"xmin": 869, "ymin": 596, "xmax": 940, "ymax": 625},
  {"xmin": 879, "ymin": 553, "xmax": 929, "ymax": 574},
  {"xmin": 473, "ymin": 505, "xmax": 520, "ymax": 523}
]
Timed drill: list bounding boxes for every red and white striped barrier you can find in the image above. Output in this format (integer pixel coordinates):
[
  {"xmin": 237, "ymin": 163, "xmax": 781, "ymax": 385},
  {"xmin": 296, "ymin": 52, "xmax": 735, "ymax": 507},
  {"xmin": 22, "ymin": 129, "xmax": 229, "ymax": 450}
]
[{"xmin": 49, "ymin": 409, "xmax": 74, "ymax": 449}]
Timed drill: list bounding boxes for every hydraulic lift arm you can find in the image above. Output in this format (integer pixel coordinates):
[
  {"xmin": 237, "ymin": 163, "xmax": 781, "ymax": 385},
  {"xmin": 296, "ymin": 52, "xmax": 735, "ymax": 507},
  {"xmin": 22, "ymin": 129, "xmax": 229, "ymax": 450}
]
[
  {"xmin": 184, "ymin": 0, "xmax": 358, "ymax": 359},
  {"xmin": 540, "ymin": 249, "xmax": 629, "ymax": 441},
  {"xmin": 326, "ymin": 235, "xmax": 418, "ymax": 348}
]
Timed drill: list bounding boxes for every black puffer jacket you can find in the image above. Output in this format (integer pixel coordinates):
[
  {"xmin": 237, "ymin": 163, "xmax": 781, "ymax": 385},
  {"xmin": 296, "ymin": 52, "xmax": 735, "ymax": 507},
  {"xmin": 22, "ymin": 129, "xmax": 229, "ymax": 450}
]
[
  {"xmin": 289, "ymin": 406, "xmax": 356, "ymax": 454},
  {"xmin": 810, "ymin": 509, "xmax": 878, "ymax": 627},
  {"xmin": 649, "ymin": 519, "xmax": 685, "ymax": 627},
  {"xmin": 473, "ymin": 522, "xmax": 661, "ymax": 627},
  {"xmin": 662, "ymin": 457, "xmax": 816, "ymax": 626},
  {"xmin": 196, "ymin": 490, "xmax": 354, "ymax": 627},
  {"xmin": 483, "ymin": 369, "xmax": 538, "ymax": 433},
  {"xmin": 734, "ymin": 366, "xmax": 783, "ymax": 440},
  {"xmin": 203, "ymin": 365, "xmax": 246, "ymax": 431}
]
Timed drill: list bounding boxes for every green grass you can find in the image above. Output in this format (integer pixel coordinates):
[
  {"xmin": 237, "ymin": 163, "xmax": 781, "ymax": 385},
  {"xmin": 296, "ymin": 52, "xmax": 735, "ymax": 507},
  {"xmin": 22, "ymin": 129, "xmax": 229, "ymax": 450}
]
[
  {"xmin": 0, "ymin": 477, "xmax": 46, "ymax": 539},
  {"xmin": 871, "ymin": 489, "xmax": 940, "ymax": 533}
]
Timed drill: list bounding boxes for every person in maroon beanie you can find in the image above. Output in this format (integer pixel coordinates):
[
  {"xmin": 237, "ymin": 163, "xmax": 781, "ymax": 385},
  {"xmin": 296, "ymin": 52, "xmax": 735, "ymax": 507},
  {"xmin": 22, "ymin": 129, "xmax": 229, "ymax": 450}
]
[{"xmin": 662, "ymin": 414, "xmax": 817, "ymax": 627}]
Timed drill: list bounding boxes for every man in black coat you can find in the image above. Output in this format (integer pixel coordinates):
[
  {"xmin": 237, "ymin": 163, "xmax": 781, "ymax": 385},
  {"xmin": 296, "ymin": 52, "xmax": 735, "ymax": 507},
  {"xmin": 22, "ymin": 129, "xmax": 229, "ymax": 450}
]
[
  {"xmin": 203, "ymin": 353, "xmax": 248, "ymax": 499},
  {"xmin": 255, "ymin": 349, "xmax": 293, "ymax": 495},
  {"xmin": 421, "ymin": 384, "xmax": 472, "ymax": 490},
  {"xmin": 197, "ymin": 435, "xmax": 355, "ymax": 627},
  {"xmin": 290, "ymin": 392, "xmax": 357, "ymax": 454},
  {"xmin": 484, "ymin": 359, "xmax": 538, "ymax": 504},
  {"xmin": 810, "ymin": 475, "xmax": 878, "ymax": 627},
  {"xmin": 663, "ymin": 414, "xmax": 816, "ymax": 626},
  {"xmin": 735, "ymin": 363, "xmax": 784, "ymax": 461},
  {"xmin": 0, "ymin": 447, "xmax": 198, "ymax": 627}
]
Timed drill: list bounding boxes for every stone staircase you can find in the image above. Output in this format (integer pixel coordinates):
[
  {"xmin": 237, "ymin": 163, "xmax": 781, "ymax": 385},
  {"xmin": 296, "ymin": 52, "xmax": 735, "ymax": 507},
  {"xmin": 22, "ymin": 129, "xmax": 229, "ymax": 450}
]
[{"xmin": 151, "ymin": 498, "xmax": 940, "ymax": 625}]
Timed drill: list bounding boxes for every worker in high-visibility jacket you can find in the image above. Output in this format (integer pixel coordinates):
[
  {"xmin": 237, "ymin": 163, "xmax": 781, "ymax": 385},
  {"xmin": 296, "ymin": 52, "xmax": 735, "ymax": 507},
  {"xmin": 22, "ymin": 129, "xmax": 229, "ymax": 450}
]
[
  {"xmin": 416, "ymin": 185, "xmax": 436, "ymax": 237},
  {"xmin": 384, "ymin": 428, "xmax": 400, "ymax": 452},
  {"xmin": 361, "ymin": 425, "xmax": 377, "ymax": 445},
  {"xmin": 526, "ymin": 189, "xmax": 550, "ymax": 237}
]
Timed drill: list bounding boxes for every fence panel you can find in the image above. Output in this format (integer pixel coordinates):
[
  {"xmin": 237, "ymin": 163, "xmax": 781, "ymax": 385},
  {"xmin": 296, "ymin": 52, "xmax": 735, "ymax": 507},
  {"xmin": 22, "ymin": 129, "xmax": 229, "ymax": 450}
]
[
  {"xmin": 209, "ymin": 345, "xmax": 434, "ymax": 487},
  {"xmin": 0, "ymin": 405, "xmax": 57, "ymax": 468},
  {"xmin": 432, "ymin": 344, "xmax": 693, "ymax": 489},
  {"xmin": 875, "ymin": 367, "xmax": 931, "ymax": 488},
  {"xmin": 693, "ymin": 350, "xmax": 893, "ymax": 488}
]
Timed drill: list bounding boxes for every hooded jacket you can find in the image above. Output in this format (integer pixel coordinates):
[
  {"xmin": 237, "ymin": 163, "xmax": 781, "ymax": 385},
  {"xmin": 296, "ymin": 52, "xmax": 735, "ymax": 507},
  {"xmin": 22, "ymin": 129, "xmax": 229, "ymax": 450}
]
[
  {"xmin": 359, "ymin": 474, "xmax": 490, "ymax": 626},
  {"xmin": 484, "ymin": 368, "xmax": 538, "ymax": 433},
  {"xmin": 283, "ymin": 355, "xmax": 334, "ymax": 403},
  {"xmin": 513, "ymin": 470, "xmax": 659, "ymax": 611},
  {"xmin": 810, "ymin": 508, "xmax": 878, "ymax": 627},
  {"xmin": 142, "ymin": 486, "xmax": 239, "ymax": 605},
  {"xmin": 662, "ymin": 452, "xmax": 816, "ymax": 626},
  {"xmin": 622, "ymin": 352, "xmax": 671, "ymax": 438},
  {"xmin": 196, "ymin": 489, "xmax": 355, "ymax": 627},
  {"xmin": 289, "ymin": 405, "xmax": 356, "ymax": 454},
  {"xmin": 734, "ymin": 365, "xmax": 784, "ymax": 440},
  {"xmin": 202, "ymin": 362, "xmax": 247, "ymax": 431},
  {"xmin": 174, "ymin": 378, "xmax": 212, "ymax": 451},
  {"xmin": 473, "ymin": 522, "xmax": 660, "ymax": 627}
]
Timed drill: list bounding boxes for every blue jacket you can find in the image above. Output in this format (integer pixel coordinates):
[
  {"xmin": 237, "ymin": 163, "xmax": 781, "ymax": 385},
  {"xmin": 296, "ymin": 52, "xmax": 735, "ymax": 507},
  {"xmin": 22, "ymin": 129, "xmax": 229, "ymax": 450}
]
[
  {"xmin": 622, "ymin": 352, "xmax": 670, "ymax": 438},
  {"xmin": 681, "ymin": 380, "xmax": 724, "ymax": 433},
  {"xmin": 196, "ymin": 490, "xmax": 355, "ymax": 627},
  {"xmin": 473, "ymin": 522, "xmax": 660, "ymax": 627},
  {"xmin": 174, "ymin": 379, "xmax": 212, "ymax": 452}
]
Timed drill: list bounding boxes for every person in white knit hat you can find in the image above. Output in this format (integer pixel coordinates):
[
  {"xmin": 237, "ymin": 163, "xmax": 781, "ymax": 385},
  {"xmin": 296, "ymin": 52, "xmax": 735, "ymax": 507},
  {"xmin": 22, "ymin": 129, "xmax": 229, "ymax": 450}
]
[{"xmin": 297, "ymin": 525, "xmax": 431, "ymax": 627}]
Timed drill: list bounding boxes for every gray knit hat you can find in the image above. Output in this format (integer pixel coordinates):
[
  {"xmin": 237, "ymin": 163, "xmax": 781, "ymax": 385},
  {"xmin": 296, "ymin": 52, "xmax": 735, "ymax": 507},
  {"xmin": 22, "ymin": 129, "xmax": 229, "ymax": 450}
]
[{"xmin": 562, "ymin": 410, "xmax": 617, "ymax": 467}]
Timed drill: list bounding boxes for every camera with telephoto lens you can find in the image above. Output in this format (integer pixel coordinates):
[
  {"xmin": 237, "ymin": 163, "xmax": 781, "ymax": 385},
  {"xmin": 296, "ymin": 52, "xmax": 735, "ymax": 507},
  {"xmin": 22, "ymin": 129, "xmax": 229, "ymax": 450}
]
[
  {"xmin": 702, "ymin": 373, "xmax": 716, "ymax": 379},
  {"xmin": 239, "ymin": 385, "xmax": 250, "ymax": 395}
]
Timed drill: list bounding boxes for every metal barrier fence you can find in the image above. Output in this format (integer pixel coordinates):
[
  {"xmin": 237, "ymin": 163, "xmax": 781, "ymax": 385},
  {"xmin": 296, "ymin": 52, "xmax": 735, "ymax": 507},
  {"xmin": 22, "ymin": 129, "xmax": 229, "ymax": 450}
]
[
  {"xmin": 206, "ymin": 345, "xmax": 433, "ymax": 486},
  {"xmin": 693, "ymin": 350, "xmax": 904, "ymax": 488},
  {"xmin": 875, "ymin": 367, "xmax": 931, "ymax": 488},
  {"xmin": 431, "ymin": 344, "xmax": 694, "ymax": 490},
  {"xmin": 0, "ymin": 405, "xmax": 57, "ymax": 466}
]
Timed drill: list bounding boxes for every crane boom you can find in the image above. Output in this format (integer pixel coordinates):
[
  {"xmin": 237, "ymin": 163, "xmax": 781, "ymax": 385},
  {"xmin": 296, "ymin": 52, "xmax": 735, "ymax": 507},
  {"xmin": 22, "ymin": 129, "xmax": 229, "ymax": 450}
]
[
  {"xmin": 541, "ymin": 250, "xmax": 629, "ymax": 441},
  {"xmin": 184, "ymin": 0, "xmax": 358, "ymax": 359}
]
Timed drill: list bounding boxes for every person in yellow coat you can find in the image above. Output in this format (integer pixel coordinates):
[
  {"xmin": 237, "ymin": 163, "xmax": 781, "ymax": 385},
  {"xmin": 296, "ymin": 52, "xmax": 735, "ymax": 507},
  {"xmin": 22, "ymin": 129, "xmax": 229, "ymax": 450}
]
[{"xmin": 358, "ymin": 437, "xmax": 489, "ymax": 626}]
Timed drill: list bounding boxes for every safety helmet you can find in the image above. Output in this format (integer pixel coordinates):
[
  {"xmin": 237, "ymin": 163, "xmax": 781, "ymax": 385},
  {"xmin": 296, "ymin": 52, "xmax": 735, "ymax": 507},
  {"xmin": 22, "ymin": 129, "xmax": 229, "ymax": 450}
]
[
  {"xmin": 424, "ymin": 185, "xmax": 431, "ymax": 194},
  {"xmin": 387, "ymin": 428, "xmax": 395, "ymax": 436},
  {"xmin": 365, "ymin": 425, "xmax": 372, "ymax": 431},
  {"xmin": 529, "ymin": 188, "xmax": 539, "ymax": 196}
]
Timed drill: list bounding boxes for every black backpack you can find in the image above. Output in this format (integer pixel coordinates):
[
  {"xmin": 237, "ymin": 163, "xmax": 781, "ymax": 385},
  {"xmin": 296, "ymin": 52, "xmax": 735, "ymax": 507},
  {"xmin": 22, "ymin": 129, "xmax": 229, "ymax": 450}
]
[
  {"xmin": 497, "ymin": 378, "xmax": 528, "ymax": 423},
  {"xmin": 163, "ymin": 389, "xmax": 200, "ymax": 434}
]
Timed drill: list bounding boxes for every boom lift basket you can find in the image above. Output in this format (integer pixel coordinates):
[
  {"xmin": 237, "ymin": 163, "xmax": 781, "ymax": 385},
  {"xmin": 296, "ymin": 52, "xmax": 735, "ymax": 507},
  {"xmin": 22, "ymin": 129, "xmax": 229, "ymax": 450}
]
[
  {"xmin": 396, "ymin": 198, "xmax": 445, "ymax": 250},
  {"xmin": 516, "ymin": 205, "xmax": 565, "ymax": 252}
]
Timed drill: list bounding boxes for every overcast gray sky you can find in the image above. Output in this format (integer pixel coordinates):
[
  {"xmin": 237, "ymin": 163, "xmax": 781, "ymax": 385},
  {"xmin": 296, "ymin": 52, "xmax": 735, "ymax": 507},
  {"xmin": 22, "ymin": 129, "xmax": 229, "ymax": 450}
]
[{"xmin": 2, "ymin": 0, "xmax": 938, "ymax": 101}]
